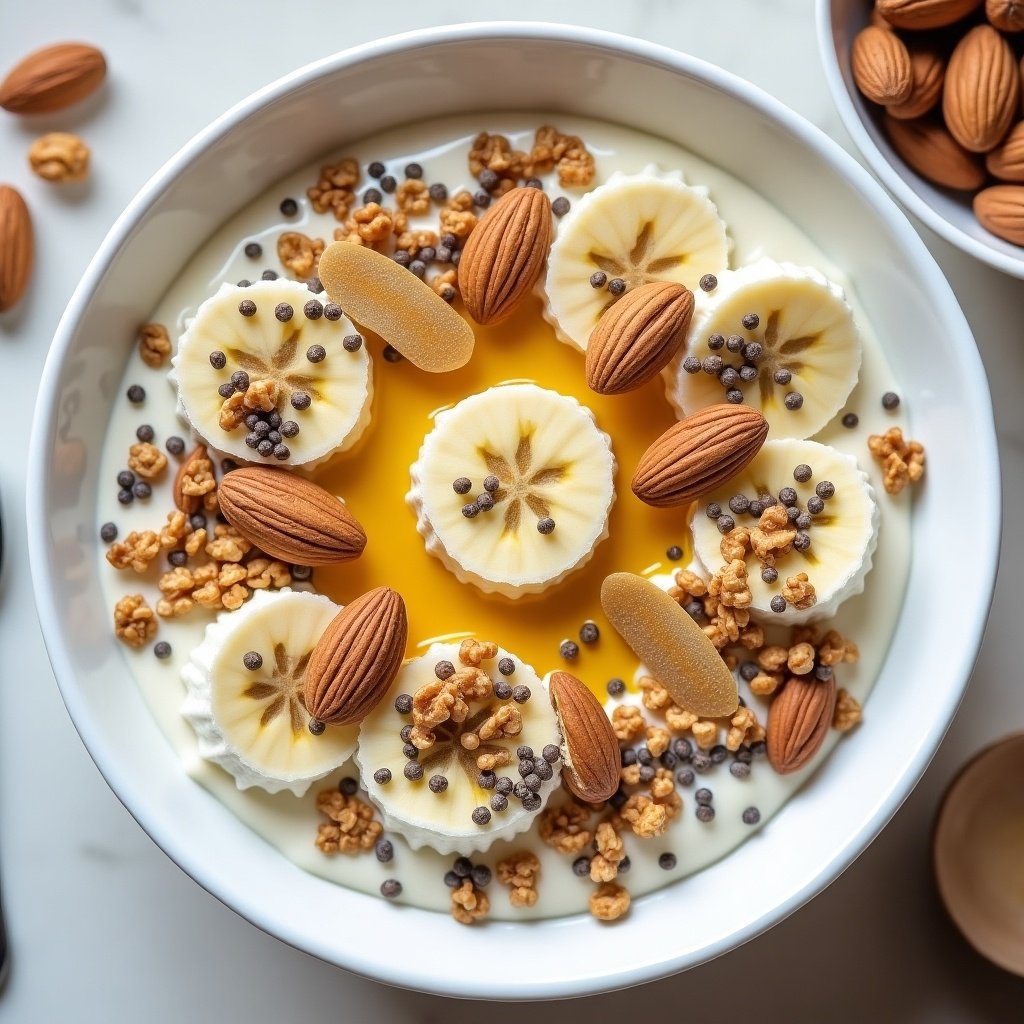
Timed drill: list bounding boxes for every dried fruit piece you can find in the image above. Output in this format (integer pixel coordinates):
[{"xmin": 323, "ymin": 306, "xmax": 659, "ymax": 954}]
[
  {"xmin": 0, "ymin": 42, "xmax": 106, "ymax": 114},
  {"xmin": 317, "ymin": 241, "xmax": 475, "ymax": 372},
  {"xmin": 548, "ymin": 671, "xmax": 620, "ymax": 803},
  {"xmin": 600, "ymin": 572, "xmax": 738, "ymax": 718},
  {"xmin": 884, "ymin": 115, "xmax": 987, "ymax": 191},
  {"xmin": 766, "ymin": 676, "xmax": 837, "ymax": 774},
  {"xmin": 852, "ymin": 26, "xmax": 914, "ymax": 105},
  {"xmin": 0, "ymin": 185, "xmax": 33, "ymax": 313},
  {"xmin": 974, "ymin": 184, "xmax": 1024, "ymax": 243}
]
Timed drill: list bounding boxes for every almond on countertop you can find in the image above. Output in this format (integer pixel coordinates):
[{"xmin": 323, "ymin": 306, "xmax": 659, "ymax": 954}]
[
  {"xmin": 0, "ymin": 42, "xmax": 106, "ymax": 114},
  {"xmin": 766, "ymin": 676, "xmax": 837, "ymax": 775},
  {"xmin": 304, "ymin": 587, "xmax": 408, "ymax": 729},
  {"xmin": 548, "ymin": 670, "xmax": 620, "ymax": 803},
  {"xmin": 876, "ymin": 0, "xmax": 984, "ymax": 29},
  {"xmin": 974, "ymin": 184, "xmax": 1024, "ymax": 243},
  {"xmin": 218, "ymin": 466, "xmax": 367, "ymax": 565},
  {"xmin": 883, "ymin": 114, "xmax": 987, "ymax": 191},
  {"xmin": 0, "ymin": 185, "xmax": 32, "ymax": 313},
  {"xmin": 457, "ymin": 186, "xmax": 553, "ymax": 326},
  {"xmin": 585, "ymin": 281, "xmax": 693, "ymax": 396},
  {"xmin": 631, "ymin": 404, "xmax": 768, "ymax": 509},
  {"xmin": 852, "ymin": 26, "xmax": 914, "ymax": 106}
]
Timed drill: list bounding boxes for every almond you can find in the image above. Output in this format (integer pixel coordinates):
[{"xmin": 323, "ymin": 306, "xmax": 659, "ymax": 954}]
[
  {"xmin": 218, "ymin": 466, "xmax": 367, "ymax": 565},
  {"xmin": 457, "ymin": 186, "xmax": 552, "ymax": 325},
  {"xmin": 548, "ymin": 670, "xmax": 620, "ymax": 803},
  {"xmin": 304, "ymin": 587, "xmax": 408, "ymax": 728},
  {"xmin": 632, "ymin": 404, "xmax": 768, "ymax": 509},
  {"xmin": 943, "ymin": 25, "xmax": 1019, "ymax": 153},
  {"xmin": 884, "ymin": 114, "xmax": 987, "ymax": 190},
  {"xmin": 986, "ymin": 0, "xmax": 1024, "ymax": 31},
  {"xmin": 974, "ymin": 184, "xmax": 1024, "ymax": 243},
  {"xmin": 877, "ymin": 0, "xmax": 983, "ymax": 29},
  {"xmin": 985, "ymin": 121, "xmax": 1024, "ymax": 181},
  {"xmin": 585, "ymin": 282, "xmax": 693, "ymax": 396},
  {"xmin": 0, "ymin": 185, "xmax": 32, "ymax": 313},
  {"xmin": 0, "ymin": 42, "xmax": 106, "ymax": 114},
  {"xmin": 852, "ymin": 27, "xmax": 914, "ymax": 106},
  {"xmin": 887, "ymin": 45, "xmax": 945, "ymax": 120},
  {"xmin": 766, "ymin": 676, "xmax": 837, "ymax": 775},
  {"xmin": 600, "ymin": 572, "xmax": 738, "ymax": 719}
]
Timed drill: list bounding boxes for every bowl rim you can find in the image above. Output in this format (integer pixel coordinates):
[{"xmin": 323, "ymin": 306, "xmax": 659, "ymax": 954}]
[
  {"xmin": 27, "ymin": 20, "xmax": 1001, "ymax": 998},
  {"xmin": 815, "ymin": 0, "xmax": 1024, "ymax": 280}
]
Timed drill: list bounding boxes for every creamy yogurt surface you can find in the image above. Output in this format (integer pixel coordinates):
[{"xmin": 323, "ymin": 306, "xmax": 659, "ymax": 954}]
[{"xmin": 96, "ymin": 113, "xmax": 911, "ymax": 919}]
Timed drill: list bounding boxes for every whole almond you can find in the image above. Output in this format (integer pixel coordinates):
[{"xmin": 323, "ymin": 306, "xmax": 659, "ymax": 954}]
[
  {"xmin": 218, "ymin": 466, "xmax": 366, "ymax": 565},
  {"xmin": 767, "ymin": 676, "xmax": 837, "ymax": 775},
  {"xmin": 877, "ymin": 0, "xmax": 983, "ymax": 29},
  {"xmin": 585, "ymin": 281, "xmax": 693, "ymax": 395},
  {"xmin": 458, "ymin": 187, "xmax": 552, "ymax": 325},
  {"xmin": 632, "ymin": 404, "xmax": 768, "ymax": 509},
  {"xmin": 943, "ymin": 25, "xmax": 1019, "ymax": 153},
  {"xmin": 985, "ymin": 121, "xmax": 1024, "ymax": 181},
  {"xmin": 888, "ymin": 45, "xmax": 946, "ymax": 120},
  {"xmin": 884, "ymin": 114, "xmax": 987, "ymax": 190},
  {"xmin": 986, "ymin": 0, "xmax": 1024, "ymax": 30},
  {"xmin": 852, "ymin": 26, "xmax": 914, "ymax": 106},
  {"xmin": 0, "ymin": 185, "xmax": 33, "ymax": 312},
  {"xmin": 548, "ymin": 670, "xmax": 620, "ymax": 803},
  {"xmin": 601, "ymin": 572, "xmax": 738, "ymax": 719},
  {"xmin": 304, "ymin": 587, "xmax": 408, "ymax": 728},
  {"xmin": 0, "ymin": 42, "xmax": 106, "ymax": 114},
  {"xmin": 974, "ymin": 184, "xmax": 1024, "ymax": 243}
]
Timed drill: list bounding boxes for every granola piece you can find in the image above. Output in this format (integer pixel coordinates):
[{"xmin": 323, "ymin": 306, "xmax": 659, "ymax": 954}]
[
  {"xmin": 451, "ymin": 879, "xmax": 490, "ymax": 923},
  {"xmin": 177, "ymin": 453, "xmax": 216, "ymax": 505},
  {"xmin": 702, "ymin": 603, "xmax": 750, "ymax": 649},
  {"xmin": 192, "ymin": 580, "xmax": 224, "ymax": 608},
  {"xmin": 645, "ymin": 726, "xmax": 670, "ymax": 757},
  {"xmin": 432, "ymin": 269, "xmax": 458, "ymax": 302},
  {"xmin": 221, "ymin": 583, "xmax": 247, "ymax": 611},
  {"xmin": 707, "ymin": 559, "xmax": 752, "ymax": 610},
  {"xmin": 158, "ymin": 510, "xmax": 190, "ymax": 549},
  {"xmin": 476, "ymin": 748, "xmax": 513, "ymax": 771},
  {"xmin": 750, "ymin": 505, "xmax": 796, "ymax": 565},
  {"xmin": 217, "ymin": 563, "xmax": 247, "ymax": 588},
  {"xmin": 787, "ymin": 642, "xmax": 816, "ymax": 676},
  {"xmin": 114, "ymin": 594, "xmax": 157, "ymax": 647},
  {"xmin": 459, "ymin": 638, "xmax": 498, "ymax": 667},
  {"xmin": 691, "ymin": 720, "xmax": 718, "ymax": 750},
  {"xmin": 468, "ymin": 131, "xmax": 529, "ymax": 183},
  {"xmin": 720, "ymin": 525, "xmax": 751, "ymax": 563},
  {"xmin": 314, "ymin": 789, "xmax": 382, "ymax": 854},
  {"xmin": 184, "ymin": 528, "xmax": 207, "ymax": 557},
  {"xmin": 307, "ymin": 157, "xmax": 359, "ymax": 220},
  {"xmin": 477, "ymin": 704, "xmax": 522, "ymax": 742},
  {"xmin": 106, "ymin": 530, "xmax": 161, "ymax": 572},
  {"xmin": 277, "ymin": 231, "xmax": 325, "ymax": 278},
  {"xmin": 649, "ymin": 766, "xmax": 675, "ymax": 802},
  {"xmin": 242, "ymin": 378, "xmax": 280, "ymax": 413},
  {"xmin": 497, "ymin": 851, "xmax": 540, "ymax": 908},
  {"xmin": 396, "ymin": 179, "xmax": 430, "ymax": 215},
  {"xmin": 673, "ymin": 568, "xmax": 707, "ymax": 598},
  {"xmin": 531, "ymin": 125, "xmax": 595, "ymax": 187},
  {"xmin": 538, "ymin": 801, "xmax": 592, "ymax": 853},
  {"xmin": 833, "ymin": 688, "xmax": 863, "ymax": 732},
  {"xmin": 408, "ymin": 725, "xmax": 436, "ymax": 750},
  {"xmin": 138, "ymin": 323, "xmax": 171, "ymax": 368},
  {"xmin": 343, "ymin": 202, "xmax": 396, "ymax": 248},
  {"xmin": 589, "ymin": 882, "xmax": 629, "ymax": 921},
  {"xmin": 439, "ymin": 190, "xmax": 477, "ymax": 239},
  {"xmin": 639, "ymin": 675, "xmax": 671, "ymax": 711},
  {"xmin": 867, "ymin": 427, "xmax": 925, "ymax": 495},
  {"xmin": 817, "ymin": 630, "xmax": 860, "ymax": 667},
  {"xmin": 738, "ymin": 621, "xmax": 765, "ymax": 650},
  {"xmin": 792, "ymin": 625, "xmax": 823, "ymax": 647},
  {"xmin": 749, "ymin": 671, "xmax": 782, "ymax": 697},
  {"xmin": 620, "ymin": 763, "xmax": 641, "ymax": 786},
  {"xmin": 726, "ymin": 706, "xmax": 759, "ymax": 751},
  {"xmin": 619, "ymin": 793, "xmax": 668, "ymax": 838},
  {"xmin": 206, "ymin": 524, "xmax": 252, "ymax": 563},
  {"xmin": 758, "ymin": 644, "xmax": 789, "ymax": 672},
  {"xmin": 611, "ymin": 704, "xmax": 646, "ymax": 743},
  {"xmin": 590, "ymin": 821, "xmax": 626, "ymax": 882},
  {"xmin": 395, "ymin": 228, "xmax": 438, "ymax": 256},
  {"xmin": 453, "ymin": 666, "xmax": 492, "ymax": 703},
  {"xmin": 158, "ymin": 565, "xmax": 194, "ymax": 601},
  {"xmin": 156, "ymin": 596, "xmax": 193, "ymax": 619},
  {"xmin": 245, "ymin": 558, "xmax": 291, "ymax": 590},
  {"xmin": 127, "ymin": 441, "xmax": 168, "ymax": 480},
  {"xmin": 665, "ymin": 704, "xmax": 698, "ymax": 732},
  {"xmin": 413, "ymin": 678, "xmax": 468, "ymax": 730},
  {"xmin": 782, "ymin": 572, "xmax": 817, "ymax": 611},
  {"xmin": 218, "ymin": 391, "xmax": 247, "ymax": 431}
]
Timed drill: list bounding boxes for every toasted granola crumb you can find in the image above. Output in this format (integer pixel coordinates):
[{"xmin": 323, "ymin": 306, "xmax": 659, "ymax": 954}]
[
  {"xmin": 307, "ymin": 157, "xmax": 359, "ymax": 220},
  {"xmin": 459, "ymin": 638, "xmax": 498, "ymax": 666},
  {"xmin": 589, "ymin": 882, "xmax": 630, "ymax": 921},
  {"xmin": 158, "ymin": 510, "xmax": 189, "ymax": 549},
  {"xmin": 782, "ymin": 572, "xmax": 817, "ymax": 610},
  {"xmin": 817, "ymin": 629, "xmax": 860, "ymax": 667},
  {"xmin": 242, "ymin": 378, "xmax": 279, "ymax": 413},
  {"xmin": 691, "ymin": 720, "xmax": 718, "ymax": 750},
  {"xmin": 612, "ymin": 704, "xmax": 646, "ymax": 743},
  {"xmin": 538, "ymin": 801, "xmax": 592, "ymax": 853},
  {"xmin": 720, "ymin": 525, "xmax": 751, "ymax": 563},
  {"xmin": 758, "ymin": 644, "xmax": 789, "ymax": 672},
  {"xmin": 726, "ymin": 706, "xmax": 761, "ymax": 751},
  {"xmin": 413, "ymin": 678, "xmax": 468, "ymax": 730},
  {"xmin": 277, "ymin": 231, "xmax": 325, "ymax": 277},
  {"xmin": 451, "ymin": 878, "xmax": 491, "ymax": 923},
  {"xmin": 138, "ymin": 323, "xmax": 171, "ymax": 368},
  {"xmin": 469, "ymin": 131, "xmax": 529, "ymax": 184},
  {"xmin": 396, "ymin": 178, "xmax": 430, "ymax": 215},
  {"xmin": 787, "ymin": 642, "xmax": 816, "ymax": 676},
  {"xmin": 218, "ymin": 391, "xmax": 247, "ymax": 431},
  {"xmin": 395, "ymin": 228, "xmax": 438, "ymax": 256},
  {"xmin": 497, "ymin": 850, "xmax": 540, "ymax": 908},
  {"xmin": 127, "ymin": 442, "xmax": 168, "ymax": 480},
  {"xmin": 339, "ymin": 202, "xmax": 396, "ymax": 248},
  {"xmin": 619, "ymin": 793, "xmax": 669, "ymax": 838},
  {"xmin": 476, "ymin": 748, "xmax": 513, "ymax": 771},
  {"xmin": 114, "ymin": 594, "xmax": 157, "ymax": 646},
  {"xmin": 750, "ymin": 505, "xmax": 796, "ymax": 565},
  {"xmin": 589, "ymin": 821, "xmax": 626, "ymax": 882},
  {"xmin": 867, "ymin": 427, "xmax": 925, "ymax": 495},
  {"xmin": 106, "ymin": 531, "xmax": 161, "ymax": 572},
  {"xmin": 645, "ymin": 726, "xmax": 670, "ymax": 757},
  {"xmin": 314, "ymin": 789, "xmax": 383, "ymax": 854},
  {"xmin": 620, "ymin": 764, "xmax": 641, "ymax": 786},
  {"xmin": 708, "ymin": 559, "xmax": 752, "ymax": 610},
  {"xmin": 531, "ymin": 126, "xmax": 596, "ymax": 187},
  {"xmin": 833, "ymin": 688, "xmax": 863, "ymax": 732},
  {"xmin": 639, "ymin": 676, "xmax": 672, "ymax": 711},
  {"xmin": 184, "ymin": 528, "xmax": 207, "ymax": 557},
  {"xmin": 439, "ymin": 190, "xmax": 477, "ymax": 239},
  {"xmin": 206, "ymin": 524, "xmax": 252, "ymax": 563},
  {"xmin": 749, "ymin": 671, "xmax": 782, "ymax": 697},
  {"xmin": 673, "ymin": 568, "xmax": 707, "ymax": 598},
  {"xmin": 477, "ymin": 703, "xmax": 522, "ymax": 742},
  {"xmin": 245, "ymin": 557, "xmax": 291, "ymax": 590}
]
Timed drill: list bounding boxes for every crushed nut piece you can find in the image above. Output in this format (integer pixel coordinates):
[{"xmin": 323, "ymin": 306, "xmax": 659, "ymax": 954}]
[
  {"xmin": 619, "ymin": 793, "xmax": 669, "ymax": 838},
  {"xmin": 726, "ymin": 706, "xmax": 760, "ymax": 751},
  {"xmin": 206, "ymin": 524, "xmax": 252, "ymax": 563},
  {"xmin": 691, "ymin": 720, "xmax": 718, "ymax": 750},
  {"xmin": 453, "ymin": 666, "xmax": 492, "ymax": 702},
  {"xmin": 184, "ymin": 528, "xmax": 207, "ymax": 557},
  {"xmin": 106, "ymin": 531, "xmax": 161, "ymax": 572},
  {"xmin": 590, "ymin": 821, "xmax": 626, "ymax": 882},
  {"xmin": 589, "ymin": 882, "xmax": 630, "ymax": 921},
  {"xmin": 720, "ymin": 525, "xmax": 751, "ymax": 563},
  {"xmin": 341, "ymin": 202, "xmax": 396, "ymax": 248},
  {"xmin": 476, "ymin": 748, "xmax": 512, "ymax": 770},
  {"xmin": 868, "ymin": 427, "xmax": 925, "ymax": 495},
  {"xmin": 459, "ymin": 638, "xmax": 497, "ymax": 666},
  {"xmin": 639, "ymin": 675, "xmax": 672, "ymax": 711},
  {"xmin": 531, "ymin": 125, "xmax": 595, "ymax": 187},
  {"xmin": 138, "ymin": 323, "xmax": 171, "ymax": 368},
  {"xmin": 817, "ymin": 630, "xmax": 860, "ymax": 667},
  {"xmin": 833, "ymin": 688, "xmax": 863, "ymax": 731},
  {"xmin": 277, "ymin": 231, "xmax": 325, "ymax": 277},
  {"xmin": 665, "ymin": 704, "xmax": 698, "ymax": 732},
  {"xmin": 128, "ymin": 442, "xmax": 168, "ymax": 480},
  {"xmin": 245, "ymin": 558, "xmax": 291, "ymax": 590},
  {"xmin": 218, "ymin": 391, "xmax": 246, "ymax": 431},
  {"xmin": 782, "ymin": 572, "xmax": 817, "ymax": 611},
  {"xmin": 28, "ymin": 131, "xmax": 89, "ymax": 182},
  {"xmin": 396, "ymin": 179, "xmax": 430, "ymax": 215},
  {"xmin": 242, "ymin": 378, "xmax": 280, "ymax": 413},
  {"xmin": 451, "ymin": 878, "xmax": 490, "ymax": 923},
  {"xmin": 708, "ymin": 559, "xmax": 752, "ymax": 610},
  {"xmin": 538, "ymin": 801, "xmax": 592, "ymax": 853},
  {"xmin": 749, "ymin": 672, "xmax": 782, "ymax": 697},
  {"xmin": 158, "ymin": 510, "xmax": 189, "ymax": 549},
  {"xmin": 478, "ymin": 704, "xmax": 522, "ymax": 742},
  {"xmin": 114, "ymin": 594, "xmax": 157, "ymax": 646},
  {"xmin": 307, "ymin": 157, "xmax": 359, "ymax": 220},
  {"xmin": 620, "ymin": 764, "xmax": 641, "ymax": 786},
  {"xmin": 469, "ymin": 131, "xmax": 530, "ymax": 184},
  {"xmin": 750, "ymin": 505, "xmax": 796, "ymax": 565},
  {"xmin": 439, "ymin": 190, "xmax": 477, "ymax": 239},
  {"xmin": 673, "ymin": 569, "xmax": 707, "ymax": 597},
  {"xmin": 612, "ymin": 704, "xmax": 646, "ymax": 743},
  {"xmin": 314, "ymin": 790, "xmax": 382, "ymax": 854},
  {"xmin": 413, "ymin": 678, "xmax": 467, "ymax": 731},
  {"xmin": 645, "ymin": 726, "xmax": 670, "ymax": 757},
  {"xmin": 787, "ymin": 642, "xmax": 816, "ymax": 676},
  {"xmin": 395, "ymin": 228, "xmax": 438, "ymax": 256},
  {"xmin": 497, "ymin": 851, "xmax": 540, "ymax": 908},
  {"xmin": 758, "ymin": 645, "xmax": 789, "ymax": 672},
  {"xmin": 432, "ymin": 268, "xmax": 458, "ymax": 302}
]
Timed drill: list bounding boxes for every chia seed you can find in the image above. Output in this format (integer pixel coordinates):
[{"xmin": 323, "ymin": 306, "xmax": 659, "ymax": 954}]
[
  {"xmin": 362, "ymin": 187, "xmax": 382, "ymax": 205},
  {"xmin": 806, "ymin": 496, "xmax": 825, "ymax": 515},
  {"xmin": 368, "ymin": 161, "xmax": 385, "ymax": 179},
  {"xmin": 443, "ymin": 871, "xmax": 460, "ymax": 888},
  {"xmin": 793, "ymin": 531, "xmax": 811, "ymax": 552},
  {"xmin": 512, "ymin": 685, "xmax": 531, "ymax": 703},
  {"xmin": 308, "ymin": 719, "xmax": 326, "ymax": 736},
  {"xmin": 743, "ymin": 342, "xmax": 763, "ymax": 362},
  {"xmin": 339, "ymin": 778, "xmax": 359, "ymax": 798},
  {"xmin": 815, "ymin": 480, "xmax": 835, "ymax": 500},
  {"xmin": 306, "ymin": 344, "xmax": 326, "ymax": 363},
  {"xmin": 343, "ymin": 334, "xmax": 363, "ymax": 352},
  {"xmin": 706, "ymin": 502, "xmax": 722, "ymax": 519},
  {"xmin": 842, "ymin": 412, "xmax": 859, "ymax": 429},
  {"xmin": 494, "ymin": 680, "xmax": 513, "ymax": 699},
  {"xmin": 403, "ymin": 761, "xmax": 423, "ymax": 781},
  {"xmin": 666, "ymin": 545, "xmax": 683, "ymax": 560},
  {"xmin": 699, "ymin": 274, "xmax": 717, "ymax": 292},
  {"xmin": 770, "ymin": 595, "xmax": 787, "ymax": 613},
  {"xmin": 471, "ymin": 865, "xmax": 492, "ymax": 888},
  {"xmin": 279, "ymin": 198, "xmax": 298, "ymax": 216},
  {"xmin": 303, "ymin": 300, "xmax": 323, "ymax": 321},
  {"xmin": 261, "ymin": 269, "xmax": 278, "ymax": 281},
  {"xmin": 671, "ymin": 738, "xmax": 693, "ymax": 760},
  {"xmin": 638, "ymin": 765, "xmax": 656, "ymax": 783},
  {"xmin": 658, "ymin": 852, "xmax": 677, "ymax": 870},
  {"xmin": 606, "ymin": 678, "xmax": 625, "ymax": 697},
  {"xmin": 608, "ymin": 278, "xmax": 626, "ymax": 297},
  {"xmin": 559, "ymin": 640, "xmax": 579, "ymax": 661},
  {"xmin": 882, "ymin": 391, "xmax": 900, "ymax": 410},
  {"xmin": 383, "ymin": 345, "xmax": 403, "ymax": 363},
  {"xmin": 572, "ymin": 856, "xmax": 591, "ymax": 877},
  {"xmin": 477, "ymin": 770, "xmax": 496, "ymax": 790},
  {"xmin": 676, "ymin": 767, "xmax": 695, "ymax": 787},
  {"xmin": 682, "ymin": 355, "xmax": 702, "ymax": 374},
  {"xmin": 707, "ymin": 333, "xmax": 725, "ymax": 351},
  {"xmin": 153, "ymin": 641, "xmax": 172, "ymax": 660},
  {"xmin": 552, "ymin": 196, "xmax": 570, "ymax": 216},
  {"xmin": 379, "ymin": 174, "xmax": 397, "ymax": 193},
  {"xmin": 742, "ymin": 807, "xmax": 761, "ymax": 825},
  {"xmin": 495, "ymin": 777, "xmax": 513, "ymax": 795},
  {"xmin": 717, "ymin": 514, "xmax": 736, "ymax": 534},
  {"xmin": 434, "ymin": 660, "xmax": 455, "ymax": 680},
  {"xmin": 453, "ymin": 857, "xmax": 472, "ymax": 877},
  {"xmin": 729, "ymin": 494, "xmax": 750, "ymax": 515},
  {"xmin": 589, "ymin": 271, "xmax": 607, "ymax": 289},
  {"xmin": 691, "ymin": 753, "xmax": 712, "ymax": 773},
  {"xmin": 126, "ymin": 385, "xmax": 145, "ymax": 404},
  {"xmin": 794, "ymin": 463, "xmax": 813, "ymax": 483},
  {"xmin": 452, "ymin": 477, "xmax": 472, "ymax": 495},
  {"xmin": 696, "ymin": 805, "xmax": 716, "ymax": 823},
  {"xmin": 402, "ymin": 744, "xmax": 418, "ymax": 760},
  {"xmin": 542, "ymin": 744, "xmax": 560, "ymax": 764},
  {"xmin": 238, "ymin": 299, "xmax": 257, "ymax": 317},
  {"xmin": 761, "ymin": 566, "xmax": 778, "ymax": 584},
  {"xmin": 373, "ymin": 768, "xmax": 392, "ymax": 785},
  {"xmin": 730, "ymin": 761, "xmax": 751, "ymax": 779},
  {"xmin": 324, "ymin": 303, "xmax": 343, "ymax": 321},
  {"xmin": 380, "ymin": 879, "xmax": 402, "ymax": 899},
  {"xmin": 166, "ymin": 436, "xmax": 185, "ymax": 455},
  {"xmin": 498, "ymin": 657, "xmax": 515, "ymax": 676},
  {"xmin": 521, "ymin": 793, "xmax": 541, "ymax": 812},
  {"xmin": 290, "ymin": 391, "xmax": 311, "ymax": 411},
  {"xmin": 490, "ymin": 793, "xmax": 509, "ymax": 812},
  {"xmin": 375, "ymin": 839, "xmax": 394, "ymax": 862},
  {"xmin": 428, "ymin": 775, "xmax": 448, "ymax": 793},
  {"xmin": 710, "ymin": 745, "xmax": 728, "ymax": 764},
  {"xmin": 741, "ymin": 312, "xmax": 760, "ymax": 330},
  {"xmin": 778, "ymin": 487, "xmax": 798, "ymax": 506},
  {"xmin": 242, "ymin": 651, "xmax": 263, "ymax": 671},
  {"xmin": 726, "ymin": 334, "xmax": 745, "ymax": 353},
  {"xmin": 132, "ymin": 481, "xmax": 151, "ymax": 500},
  {"xmin": 471, "ymin": 806, "xmax": 491, "ymax": 826},
  {"xmin": 428, "ymin": 183, "xmax": 448, "ymax": 203},
  {"xmin": 702, "ymin": 355, "xmax": 724, "ymax": 375},
  {"xmin": 100, "ymin": 522, "xmax": 118, "ymax": 542},
  {"xmin": 579, "ymin": 622, "xmax": 599, "ymax": 644},
  {"xmin": 244, "ymin": 242, "xmax": 262, "ymax": 259},
  {"xmin": 394, "ymin": 693, "xmax": 413, "ymax": 714}
]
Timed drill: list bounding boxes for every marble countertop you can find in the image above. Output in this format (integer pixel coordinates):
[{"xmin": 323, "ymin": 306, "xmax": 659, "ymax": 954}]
[{"xmin": 1, "ymin": 1, "xmax": 1022, "ymax": 1020}]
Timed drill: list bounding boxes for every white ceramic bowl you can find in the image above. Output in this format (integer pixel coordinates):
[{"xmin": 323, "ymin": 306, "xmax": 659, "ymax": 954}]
[
  {"xmin": 28, "ymin": 23, "xmax": 999, "ymax": 999},
  {"xmin": 819, "ymin": 0, "xmax": 1024, "ymax": 279}
]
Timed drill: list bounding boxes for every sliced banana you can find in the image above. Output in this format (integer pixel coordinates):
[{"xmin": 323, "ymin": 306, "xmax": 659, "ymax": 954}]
[
  {"xmin": 407, "ymin": 383, "xmax": 616, "ymax": 599},
  {"xmin": 170, "ymin": 279, "xmax": 373, "ymax": 468},
  {"xmin": 181, "ymin": 589, "xmax": 358, "ymax": 795},
  {"xmin": 690, "ymin": 439, "xmax": 879, "ymax": 625},
  {"xmin": 666, "ymin": 259, "xmax": 860, "ymax": 439},
  {"xmin": 542, "ymin": 165, "xmax": 731, "ymax": 351},
  {"xmin": 355, "ymin": 642, "xmax": 562, "ymax": 855}
]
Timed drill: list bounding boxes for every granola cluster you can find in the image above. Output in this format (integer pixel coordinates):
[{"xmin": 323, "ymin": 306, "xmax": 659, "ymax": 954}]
[
  {"xmin": 314, "ymin": 790, "xmax": 383, "ymax": 854},
  {"xmin": 451, "ymin": 878, "xmax": 490, "ymax": 924},
  {"xmin": 277, "ymin": 231, "xmax": 325, "ymax": 277},
  {"xmin": 137, "ymin": 323, "xmax": 171, "ymax": 368},
  {"xmin": 496, "ymin": 851, "xmax": 541, "ymax": 908},
  {"xmin": 468, "ymin": 125, "xmax": 595, "ymax": 190},
  {"xmin": 868, "ymin": 427, "xmax": 925, "ymax": 495},
  {"xmin": 113, "ymin": 594, "xmax": 157, "ymax": 647}
]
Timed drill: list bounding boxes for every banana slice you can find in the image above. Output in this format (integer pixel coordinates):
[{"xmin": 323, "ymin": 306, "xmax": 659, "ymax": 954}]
[
  {"xmin": 407, "ymin": 383, "xmax": 616, "ymax": 598},
  {"xmin": 181, "ymin": 589, "xmax": 358, "ymax": 795},
  {"xmin": 170, "ymin": 279, "xmax": 373, "ymax": 468},
  {"xmin": 690, "ymin": 439, "xmax": 879, "ymax": 624},
  {"xmin": 355, "ymin": 642, "xmax": 562, "ymax": 855},
  {"xmin": 542, "ymin": 165, "xmax": 730, "ymax": 351},
  {"xmin": 666, "ymin": 260, "xmax": 860, "ymax": 439}
]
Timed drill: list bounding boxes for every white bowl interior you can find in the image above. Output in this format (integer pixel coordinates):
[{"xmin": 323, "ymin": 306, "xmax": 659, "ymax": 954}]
[
  {"xmin": 819, "ymin": 0, "xmax": 1024, "ymax": 279},
  {"xmin": 28, "ymin": 24, "xmax": 999, "ymax": 999}
]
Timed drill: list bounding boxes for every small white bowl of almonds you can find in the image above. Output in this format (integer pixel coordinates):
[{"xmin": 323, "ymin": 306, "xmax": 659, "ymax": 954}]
[{"xmin": 819, "ymin": 0, "xmax": 1024, "ymax": 277}]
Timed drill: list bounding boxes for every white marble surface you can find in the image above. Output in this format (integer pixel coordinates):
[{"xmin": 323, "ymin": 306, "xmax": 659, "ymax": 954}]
[{"xmin": 0, "ymin": 0, "xmax": 1022, "ymax": 1020}]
